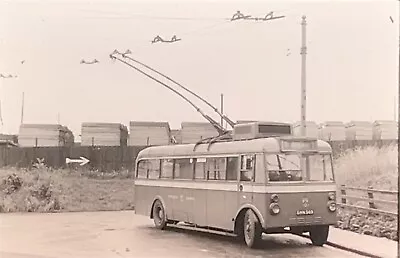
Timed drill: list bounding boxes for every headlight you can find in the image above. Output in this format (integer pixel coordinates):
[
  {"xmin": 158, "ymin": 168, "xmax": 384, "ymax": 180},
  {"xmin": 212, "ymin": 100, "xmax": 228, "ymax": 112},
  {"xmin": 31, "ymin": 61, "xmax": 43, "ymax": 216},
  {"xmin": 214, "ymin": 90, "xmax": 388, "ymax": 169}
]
[
  {"xmin": 269, "ymin": 203, "xmax": 280, "ymax": 215},
  {"xmin": 327, "ymin": 201, "xmax": 336, "ymax": 212},
  {"xmin": 328, "ymin": 192, "xmax": 335, "ymax": 201},
  {"xmin": 271, "ymin": 194, "xmax": 279, "ymax": 203}
]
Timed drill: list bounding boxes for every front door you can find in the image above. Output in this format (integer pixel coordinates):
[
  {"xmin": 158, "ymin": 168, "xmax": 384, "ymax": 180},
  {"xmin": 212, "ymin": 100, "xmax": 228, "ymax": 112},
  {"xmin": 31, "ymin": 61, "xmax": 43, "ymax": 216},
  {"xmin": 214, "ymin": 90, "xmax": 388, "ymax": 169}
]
[{"xmin": 237, "ymin": 154, "xmax": 255, "ymax": 207}]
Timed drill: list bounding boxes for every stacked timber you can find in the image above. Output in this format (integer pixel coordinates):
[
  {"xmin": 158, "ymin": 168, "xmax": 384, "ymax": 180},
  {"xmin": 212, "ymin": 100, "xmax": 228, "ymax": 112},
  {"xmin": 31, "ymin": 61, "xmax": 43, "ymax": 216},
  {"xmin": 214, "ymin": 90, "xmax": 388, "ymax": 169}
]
[
  {"xmin": 81, "ymin": 122, "xmax": 128, "ymax": 146},
  {"xmin": 372, "ymin": 120, "xmax": 397, "ymax": 140},
  {"xmin": 180, "ymin": 122, "xmax": 219, "ymax": 143},
  {"xmin": 18, "ymin": 124, "xmax": 74, "ymax": 147},
  {"xmin": 345, "ymin": 121, "xmax": 373, "ymax": 141},
  {"xmin": 292, "ymin": 121, "xmax": 318, "ymax": 138},
  {"xmin": 128, "ymin": 121, "xmax": 170, "ymax": 146},
  {"xmin": 318, "ymin": 121, "xmax": 346, "ymax": 141}
]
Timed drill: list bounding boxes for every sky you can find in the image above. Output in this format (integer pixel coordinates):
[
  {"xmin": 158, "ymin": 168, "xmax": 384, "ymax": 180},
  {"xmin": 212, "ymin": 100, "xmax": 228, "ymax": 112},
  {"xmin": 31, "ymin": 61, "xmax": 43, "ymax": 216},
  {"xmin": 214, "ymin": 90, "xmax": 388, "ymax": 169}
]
[{"xmin": 0, "ymin": 0, "xmax": 398, "ymax": 138}]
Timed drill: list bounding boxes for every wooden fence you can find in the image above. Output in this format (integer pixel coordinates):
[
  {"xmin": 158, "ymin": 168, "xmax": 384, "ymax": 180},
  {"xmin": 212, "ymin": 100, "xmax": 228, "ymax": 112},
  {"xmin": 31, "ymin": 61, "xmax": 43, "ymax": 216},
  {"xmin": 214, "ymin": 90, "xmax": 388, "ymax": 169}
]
[
  {"xmin": 0, "ymin": 139, "xmax": 396, "ymax": 172},
  {"xmin": 339, "ymin": 185, "xmax": 398, "ymax": 216},
  {"xmin": 0, "ymin": 145, "xmax": 147, "ymax": 172}
]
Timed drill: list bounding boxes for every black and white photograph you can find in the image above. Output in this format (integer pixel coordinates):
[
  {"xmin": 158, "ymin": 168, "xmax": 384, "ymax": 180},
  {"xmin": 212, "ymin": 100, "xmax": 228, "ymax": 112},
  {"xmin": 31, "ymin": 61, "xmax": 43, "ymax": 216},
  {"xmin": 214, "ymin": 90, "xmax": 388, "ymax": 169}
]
[{"xmin": 0, "ymin": 0, "xmax": 398, "ymax": 257}]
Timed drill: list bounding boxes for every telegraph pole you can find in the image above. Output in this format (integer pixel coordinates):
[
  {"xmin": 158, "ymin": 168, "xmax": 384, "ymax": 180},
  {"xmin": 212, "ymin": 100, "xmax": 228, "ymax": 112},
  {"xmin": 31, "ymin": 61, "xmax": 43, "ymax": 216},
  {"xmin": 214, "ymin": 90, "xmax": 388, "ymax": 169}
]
[
  {"xmin": 397, "ymin": 2, "xmax": 400, "ymax": 256},
  {"xmin": 220, "ymin": 93, "xmax": 224, "ymax": 128},
  {"xmin": 300, "ymin": 15, "xmax": 307, "ymax": 137},
  {"xmin": 20, "ymin": 92, "xmax": 24, "ymax": 125}
]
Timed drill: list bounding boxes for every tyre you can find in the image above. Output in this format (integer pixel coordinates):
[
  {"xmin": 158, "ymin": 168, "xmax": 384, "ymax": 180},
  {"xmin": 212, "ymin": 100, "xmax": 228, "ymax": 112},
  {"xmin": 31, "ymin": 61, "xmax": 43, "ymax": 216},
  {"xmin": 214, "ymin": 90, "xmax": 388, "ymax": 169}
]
[
  {"xmin": 152, "ymin": 200, "xmax": 167, "ymax": 230},
  {"xmin": 309, "ymin": 225, "xmax": 329, "ymax": 246},
  {"xmin": 243, "ymin": 209, "xmax": 263, "ymax": 248}
]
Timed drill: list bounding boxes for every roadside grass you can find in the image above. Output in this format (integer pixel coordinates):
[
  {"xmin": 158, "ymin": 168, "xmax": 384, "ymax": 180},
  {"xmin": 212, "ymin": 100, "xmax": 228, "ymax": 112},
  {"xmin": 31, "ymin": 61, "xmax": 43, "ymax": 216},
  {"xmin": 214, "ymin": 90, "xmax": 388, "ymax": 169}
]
[
  {"xmin": 0, "ymin": 167, "xmax": 135, "ymax": 213},
  {"xmin": 334, "ymin": 144, "xmax": 397, "ymax": 191},
  {"xmin": 333, "ymin": 144, "xmax": 398, "ymax": 241}
]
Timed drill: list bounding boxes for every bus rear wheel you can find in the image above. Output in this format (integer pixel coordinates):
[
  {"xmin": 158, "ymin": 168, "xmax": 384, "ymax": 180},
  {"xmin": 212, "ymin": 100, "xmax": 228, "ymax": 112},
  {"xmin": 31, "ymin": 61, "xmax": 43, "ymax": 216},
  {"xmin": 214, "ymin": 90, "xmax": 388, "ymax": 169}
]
[
  {"xmin": 243, "ymin": 209, "xmax": 262, "ymax": 248},
  {"xmin": 152, "ymin": 200, "xmax": 167, "ymax": 230},
  {"xmin": 309, "ymin": 225, "xmax": 329, "ymax": 246}
]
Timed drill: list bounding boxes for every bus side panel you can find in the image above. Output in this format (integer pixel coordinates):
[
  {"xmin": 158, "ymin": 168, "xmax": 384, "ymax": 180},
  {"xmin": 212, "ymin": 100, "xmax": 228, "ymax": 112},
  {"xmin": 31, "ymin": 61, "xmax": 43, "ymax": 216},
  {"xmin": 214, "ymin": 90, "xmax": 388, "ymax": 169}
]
[
  {"xmin": 175, "ymin": 187, "xmax": 195, "ymax": 223},
  {"xmin": 206, "ymin": 188, "xmax": 226, "ymax": 229},
  {"xmin": 225, "ymin": 189, "xmax": 239, "ymax": 231},
  {"xmin": 159, "ymin": 185, "xmax": 177, "ymax": 220},
  {"xmin": 193, "ymin": 187, "xmax": 207, "ymax": 226},
  {"xmin": 134, "ymin": 184, "xmax": 159, "ymax": 217}
]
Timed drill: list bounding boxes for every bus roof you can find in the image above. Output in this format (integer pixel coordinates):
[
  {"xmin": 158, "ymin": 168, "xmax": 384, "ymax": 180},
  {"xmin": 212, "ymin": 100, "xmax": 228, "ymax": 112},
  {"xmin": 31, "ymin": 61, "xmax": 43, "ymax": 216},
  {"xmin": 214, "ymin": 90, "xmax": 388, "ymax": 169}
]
[{"xmin": 136, "ymin": 137, "xmax": 332, "ymax": 160}]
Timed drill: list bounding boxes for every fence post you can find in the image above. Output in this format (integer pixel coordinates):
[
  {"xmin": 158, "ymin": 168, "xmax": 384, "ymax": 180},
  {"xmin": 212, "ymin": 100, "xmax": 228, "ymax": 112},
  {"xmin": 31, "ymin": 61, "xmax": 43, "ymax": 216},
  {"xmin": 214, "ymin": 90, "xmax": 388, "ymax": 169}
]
[
  {"xmin": 367, "ymin": 186, "xmax": 376, "ymax": 209},
  {"xmin": 340, "ymin": 185, "xmax": 347, "ymax": 204},
  {"xmin": 147, "ymin": 137, "xmax": 149, "ymax": 146}
]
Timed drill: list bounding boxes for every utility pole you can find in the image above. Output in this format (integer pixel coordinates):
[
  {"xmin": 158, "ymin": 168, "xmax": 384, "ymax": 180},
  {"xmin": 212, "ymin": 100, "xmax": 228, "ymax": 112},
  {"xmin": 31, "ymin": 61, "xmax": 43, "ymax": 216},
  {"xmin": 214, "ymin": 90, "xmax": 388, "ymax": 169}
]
[
  {"xmin": 397, "ymin": 1, "xmax": 400, "ymax": 256},
  {"xmin": 20, "ymin": 92, "xmax": 24, "ymax": 125},
  {"xmin": 220, "ymin": 93, "xmax": 224, "ymax": 128},
  {"xmin": 0, "ymin": 99, "xmax": 3, "ymax": 127},
  {"xmin": 300, "ymin": 15, "xmax": 307, "ymax": 137}
]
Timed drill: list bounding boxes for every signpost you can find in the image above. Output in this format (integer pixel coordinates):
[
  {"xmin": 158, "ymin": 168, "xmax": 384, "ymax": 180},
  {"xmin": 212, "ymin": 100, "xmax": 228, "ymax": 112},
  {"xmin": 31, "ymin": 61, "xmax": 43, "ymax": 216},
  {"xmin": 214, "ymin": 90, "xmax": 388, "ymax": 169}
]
[{"xmin": 65, "ymin": 156, "xmax": 90, "ymax": 166}]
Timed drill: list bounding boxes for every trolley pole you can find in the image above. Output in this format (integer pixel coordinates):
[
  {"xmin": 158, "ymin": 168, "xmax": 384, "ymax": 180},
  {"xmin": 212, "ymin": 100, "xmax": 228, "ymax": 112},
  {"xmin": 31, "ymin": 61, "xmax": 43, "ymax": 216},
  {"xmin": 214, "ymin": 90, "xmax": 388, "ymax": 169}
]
[{"xmin": 300, "ymin": 15, "xmax": 307, "ymax": 137}]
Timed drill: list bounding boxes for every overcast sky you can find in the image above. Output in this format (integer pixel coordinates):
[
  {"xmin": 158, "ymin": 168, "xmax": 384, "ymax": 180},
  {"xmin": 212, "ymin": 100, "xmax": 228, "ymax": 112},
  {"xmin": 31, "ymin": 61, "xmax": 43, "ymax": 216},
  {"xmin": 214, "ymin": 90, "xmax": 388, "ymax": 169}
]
[{"xmin": 0, "ymin": 0, "xmax": 398, "ymax": 137}]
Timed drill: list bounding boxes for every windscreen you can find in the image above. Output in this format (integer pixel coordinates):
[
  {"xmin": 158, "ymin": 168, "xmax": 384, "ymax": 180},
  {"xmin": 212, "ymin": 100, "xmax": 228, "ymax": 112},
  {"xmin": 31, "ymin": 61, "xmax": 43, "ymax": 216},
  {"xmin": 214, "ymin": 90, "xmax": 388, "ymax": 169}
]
[
  {"xmin": 266, "ymin": 154, "xmax": 302, "ymax": 182},
  {"xmin": 266, "ymin": 154, "xmax": 334, "ymax": 182}
]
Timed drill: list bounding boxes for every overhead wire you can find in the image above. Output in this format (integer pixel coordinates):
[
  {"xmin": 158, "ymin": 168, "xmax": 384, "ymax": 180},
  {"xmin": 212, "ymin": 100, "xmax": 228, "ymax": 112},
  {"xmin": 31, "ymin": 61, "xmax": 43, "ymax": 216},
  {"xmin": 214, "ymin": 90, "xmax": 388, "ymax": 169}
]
[{"xmin": 75, "ymin": 8, "xmax": 229, "ymax": 21}]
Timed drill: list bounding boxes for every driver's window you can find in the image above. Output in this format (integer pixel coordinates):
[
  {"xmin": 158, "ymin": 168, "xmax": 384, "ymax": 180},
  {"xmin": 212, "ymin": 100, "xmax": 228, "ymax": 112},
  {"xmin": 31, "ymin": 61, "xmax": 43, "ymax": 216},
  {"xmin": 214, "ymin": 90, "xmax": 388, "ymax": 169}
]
[{"xmin": 240, "ymin": 155, "xmax": 254, "ymax": 181}]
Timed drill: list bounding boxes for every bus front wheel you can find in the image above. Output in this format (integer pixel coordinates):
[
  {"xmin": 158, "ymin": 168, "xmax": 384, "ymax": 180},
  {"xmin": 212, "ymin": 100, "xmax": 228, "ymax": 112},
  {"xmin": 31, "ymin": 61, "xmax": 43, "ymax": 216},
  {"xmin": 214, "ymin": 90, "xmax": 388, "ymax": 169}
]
[
  {"xmin": 309, "ymin": 225, "xmax": 329, "ymax": 246},
  {"xmin": 243, "ymin": 209, "xmax": 262, "ymax": 248},
  {"xmin": 152, "ymin": 200, "xmax": 167, "ymax": 230}
]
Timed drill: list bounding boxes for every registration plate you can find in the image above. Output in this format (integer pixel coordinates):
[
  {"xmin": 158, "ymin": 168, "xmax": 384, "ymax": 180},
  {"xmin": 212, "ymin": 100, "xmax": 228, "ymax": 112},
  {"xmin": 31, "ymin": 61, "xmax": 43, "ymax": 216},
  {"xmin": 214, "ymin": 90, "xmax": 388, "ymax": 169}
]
[{"xmin": 296, "ymin": 209, "xmax": 314, "ymax": 216}]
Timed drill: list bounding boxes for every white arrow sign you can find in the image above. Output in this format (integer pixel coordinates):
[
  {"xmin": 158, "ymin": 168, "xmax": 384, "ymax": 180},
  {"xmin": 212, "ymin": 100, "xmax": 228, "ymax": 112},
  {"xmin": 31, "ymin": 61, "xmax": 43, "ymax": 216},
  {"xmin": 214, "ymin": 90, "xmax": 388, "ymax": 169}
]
[{"xmin": 66, "ymin": 156, "xmax": 90, "ymax": 166}]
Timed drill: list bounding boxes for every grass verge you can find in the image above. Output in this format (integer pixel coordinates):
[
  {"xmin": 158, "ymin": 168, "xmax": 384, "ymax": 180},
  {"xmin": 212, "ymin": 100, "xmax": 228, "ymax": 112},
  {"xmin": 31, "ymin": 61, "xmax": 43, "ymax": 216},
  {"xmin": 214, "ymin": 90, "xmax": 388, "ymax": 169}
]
[
  {"xmin": 0, "ymin": 167, "xmax": 134, "ymax": 212},
  {"xmin": 333, "ymin": 144, "xmax": 398, "ymax": 241}
]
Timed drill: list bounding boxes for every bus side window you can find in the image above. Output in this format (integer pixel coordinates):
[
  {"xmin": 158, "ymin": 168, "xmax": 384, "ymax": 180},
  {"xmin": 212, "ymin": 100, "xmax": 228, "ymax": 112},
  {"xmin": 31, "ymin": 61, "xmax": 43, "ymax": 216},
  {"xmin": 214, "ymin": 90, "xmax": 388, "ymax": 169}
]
[
  {"xmin": 240, "ymin": 155, "xmax": 254, "ymax": 181},
  {"xmin": 136, "ymin": 160, "xmax": 148, "ymax": 179},
  {"xmin": 207, "ymin": 158, "xmax": 226, "ymax": 180},
  {"xmin": 161, "ymin": 159, "xmax": 174, "ymax": 179},
  {"xmin": 194, "ymin": 158, "xmax": 206, "ymax": 179},
  {"xmin": 175, "ymin": 158, "xmax": 194, "ymax": 180},
  {"xmin": 226, "ymin": 157, "xmax": 238, "ymax": 181},
  {"xmin": 148, "ymin": 159, "xmax": 161, "ymax": 179}
]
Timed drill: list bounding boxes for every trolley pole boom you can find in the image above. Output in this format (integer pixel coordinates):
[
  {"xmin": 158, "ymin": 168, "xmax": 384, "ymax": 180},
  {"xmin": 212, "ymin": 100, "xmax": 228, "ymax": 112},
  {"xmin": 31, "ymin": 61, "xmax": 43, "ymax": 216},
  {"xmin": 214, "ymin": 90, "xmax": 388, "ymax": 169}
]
[
  {"xmin": 114, "ymin": 50, "xmax": 236, "ymax": 129},
  {"xmin": 109, "ymin": 53, "xmax": 227, "ymax": 135}
]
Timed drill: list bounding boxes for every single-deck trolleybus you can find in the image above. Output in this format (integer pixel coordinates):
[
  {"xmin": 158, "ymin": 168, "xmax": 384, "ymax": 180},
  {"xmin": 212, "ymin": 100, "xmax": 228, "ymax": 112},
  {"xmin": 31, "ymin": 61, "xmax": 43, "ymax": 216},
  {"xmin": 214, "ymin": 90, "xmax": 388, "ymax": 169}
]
[{"xmin": 134, "ymin": 121, "xmax": 337, "ymax": 248}]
